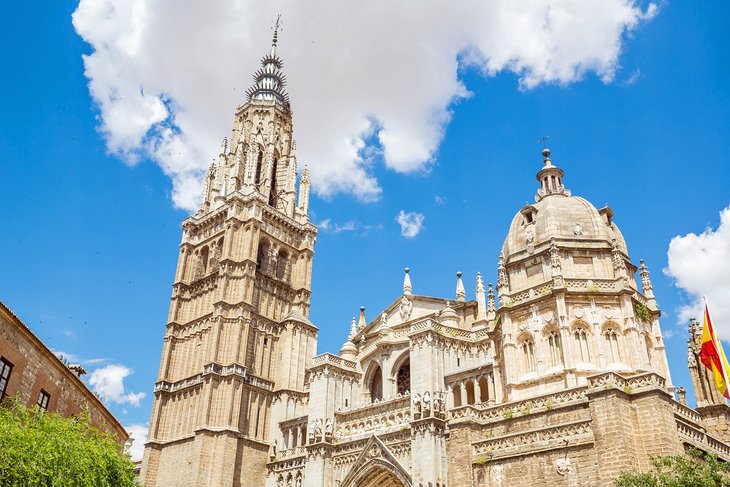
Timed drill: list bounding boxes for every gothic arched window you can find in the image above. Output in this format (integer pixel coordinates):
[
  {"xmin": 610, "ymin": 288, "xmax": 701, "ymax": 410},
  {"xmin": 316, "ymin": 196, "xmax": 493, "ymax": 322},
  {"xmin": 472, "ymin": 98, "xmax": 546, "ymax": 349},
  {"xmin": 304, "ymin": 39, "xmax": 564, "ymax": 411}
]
[
  {"xmin": 369, "ymin": 366, "xmax": 383, "ymax": 403},
  {"xmin": 574, "ymin": 327, "xmax": 590, "ymax": 362},
  {"xmin": 396, "ymin": 360, "xmax": 410, "ymax": 395},
  {"xmin": 521, "ymin": 338, "xmax": 536, "ymax": 373},
  {"xmin": 200, "ymin": 246, "xmax": 209, "ymax": 275},
  {"xmin": 257, "ymin": 241, "xmax": 270, "ymax": 273},
  {"xmin": 547, "ymin": 330, "xmax": 562, "ymax": 367},
  {"xmin": 276, "ymin": 250, "xmax": 288, "ymax": 280},
  {"xmin": 254, "ymin": 149, "xmax": 264, "ymax": 186},
  {"xmin": 269, "ymin": 156, "xmax": 279, "ymax": 207},
  {"xmin": 605, "ymin": 328, "xmax": 620, "ymax": 362}
]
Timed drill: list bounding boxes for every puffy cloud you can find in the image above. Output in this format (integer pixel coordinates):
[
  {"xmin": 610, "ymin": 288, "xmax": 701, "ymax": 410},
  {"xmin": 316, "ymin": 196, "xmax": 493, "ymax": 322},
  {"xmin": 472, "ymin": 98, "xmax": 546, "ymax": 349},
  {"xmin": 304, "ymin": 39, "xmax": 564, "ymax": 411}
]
[
  {"xmin": 665, "ymin": 205, "xmax": 730, "ymax": 338},
  {"xmin": 396, "ymin": 211, "xmax": 425, "ymax": 238},
  {"xmin": 73, "ymin": 0, "xmax": 658, "ymax": 211},
  {"xmin": 88, "ymin": 364, "xmax": 146, "ymax": 407},
  {"xmin": 125, "ymin": 423, "xmax": 149, "ymax": 460}
]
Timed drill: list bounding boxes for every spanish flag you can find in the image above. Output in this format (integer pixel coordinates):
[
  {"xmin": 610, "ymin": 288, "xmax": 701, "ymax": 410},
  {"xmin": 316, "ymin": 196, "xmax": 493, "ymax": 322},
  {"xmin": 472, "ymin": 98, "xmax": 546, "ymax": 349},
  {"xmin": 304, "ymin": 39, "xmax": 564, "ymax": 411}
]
[{"xmin": 699, "ymin": 301, "xmax": 730, "ymax": 399}]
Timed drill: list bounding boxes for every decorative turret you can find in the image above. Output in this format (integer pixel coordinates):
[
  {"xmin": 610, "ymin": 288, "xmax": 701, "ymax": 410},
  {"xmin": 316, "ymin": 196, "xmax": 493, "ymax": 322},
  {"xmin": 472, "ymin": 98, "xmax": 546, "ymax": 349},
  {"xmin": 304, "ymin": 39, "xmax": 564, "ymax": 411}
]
[
  {"xmin": 358, "ymin": 306, "xmax": 366, "ymax": 330},
  {"xmin": 339, "ymin": 317, "xmax": 358, "ymax": 360},
  {"xmin": 475, "ymin": 273, "xmax": 487, "ymax": 322},
  {"xmin": 487, "ymin": 283, "xmax": 497, "ymax": 321},
  {"xmin": 403, "ymin": 267, "xmax": 413, "ymax": 295},
  {"xmin": 639, "ymin": 259, "xmax": 657, "ymax": 309},
  {"xmin": 535, "ymin": 147, "xmax": 570, "ymax": 201},
  {"xmin": 440, "ymin": 302, "xmax": 459, "ymax": 328},
  {"xmin": 455, "ymin": 272, "xmax": 466, "ymax": 302},
  {"xmin": 496, "ymin": 253, "xmax": 508, "ymax": 294},
  {"xmin": 297, "ymin": 166, "xmax": 310, "ymax": 215}
]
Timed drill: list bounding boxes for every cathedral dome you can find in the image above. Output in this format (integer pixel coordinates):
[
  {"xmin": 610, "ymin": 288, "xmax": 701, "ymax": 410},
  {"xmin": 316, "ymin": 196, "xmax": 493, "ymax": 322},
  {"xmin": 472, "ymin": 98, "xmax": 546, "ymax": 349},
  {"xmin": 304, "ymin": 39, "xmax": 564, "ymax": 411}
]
[{"xmin": 501, "ymin": 149, "xmax": 627, "ymax": 260}]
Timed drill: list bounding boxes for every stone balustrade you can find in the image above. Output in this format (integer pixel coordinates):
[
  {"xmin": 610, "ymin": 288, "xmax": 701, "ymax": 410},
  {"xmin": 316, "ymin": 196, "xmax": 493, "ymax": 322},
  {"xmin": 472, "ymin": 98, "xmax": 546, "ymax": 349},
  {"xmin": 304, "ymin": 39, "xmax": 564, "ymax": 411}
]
[
  {"xmin": 311, "ymin": 353, "xmax": 357, "ymax": 369},
  {"xmin": 676, "ymin": 420, "xmax": 730, "ymax": 461},
  {"xmin": 154, "ymin": 374, "xmax": 204, "ymax": 394},
  {"xmin": 450, "ymin": 385, "xmax": 588, "ymax": 423},
  {"xmin": 335, "ymin": 395, "xmax": 411, "ymax": 439},
  {"xmin": 472, "ymin": 419, "xmax": 594, "ymax": 460},
  {"xmin": 672, "ymin": 400, "xmax": 703, "ymax": 425}
]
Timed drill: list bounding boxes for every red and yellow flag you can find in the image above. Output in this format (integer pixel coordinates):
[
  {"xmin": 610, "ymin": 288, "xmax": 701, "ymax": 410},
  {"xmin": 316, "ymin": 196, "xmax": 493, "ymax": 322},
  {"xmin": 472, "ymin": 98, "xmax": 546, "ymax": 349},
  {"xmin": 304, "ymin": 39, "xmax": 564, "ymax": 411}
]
[{"xmin": 699, "ymin": 302, "xmax": 730, "ymax": 399}]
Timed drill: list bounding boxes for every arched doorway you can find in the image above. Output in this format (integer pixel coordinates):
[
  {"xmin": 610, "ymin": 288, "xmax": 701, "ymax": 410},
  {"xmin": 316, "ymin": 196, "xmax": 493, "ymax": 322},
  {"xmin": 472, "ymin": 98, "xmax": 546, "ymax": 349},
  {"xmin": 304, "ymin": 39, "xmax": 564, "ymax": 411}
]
[{"xmin": 357, "ymin": 467, "xmax": 408, "ymax": 487}]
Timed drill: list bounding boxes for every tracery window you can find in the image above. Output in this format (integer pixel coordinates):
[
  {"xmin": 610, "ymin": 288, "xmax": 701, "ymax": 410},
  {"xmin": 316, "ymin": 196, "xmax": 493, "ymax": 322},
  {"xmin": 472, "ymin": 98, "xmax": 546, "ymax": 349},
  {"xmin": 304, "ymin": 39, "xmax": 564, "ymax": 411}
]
[
  {"xmin": 547, "ymin": 330, "xmax": 562, "ymax": 367},
  {"xmin": 370, "ymin": 366, "xmax": 383, "ymax": 402},
  {"xmin": 522, "ymin": 339, "xmax": 536, "ymax": 373},
  {"xmin": 396, "ymin": 360, "xmax": 410, "ymax": 395},
  {"xmin": 574, "ymin": 327, "xmax": 590, "ymax": 362},
  {"xmin": 254, "ymin": 149, "xmax": 264, "ymax": 186},
  {"xmin": 605, "ymin": 328, "xmax": 620, "ymax": 362}
]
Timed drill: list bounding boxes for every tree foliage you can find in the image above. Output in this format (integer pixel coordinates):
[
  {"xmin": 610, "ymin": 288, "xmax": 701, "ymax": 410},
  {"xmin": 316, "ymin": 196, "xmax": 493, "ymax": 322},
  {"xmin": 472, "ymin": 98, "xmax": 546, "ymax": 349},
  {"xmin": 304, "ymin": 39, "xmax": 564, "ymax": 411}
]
[
  {"xmin": 0, "ymin": 398, "xmax": 135, "ymax": 487},
  {"xmin": 615, "ymin": 448, "xmax": 730, "ymax": 487}
]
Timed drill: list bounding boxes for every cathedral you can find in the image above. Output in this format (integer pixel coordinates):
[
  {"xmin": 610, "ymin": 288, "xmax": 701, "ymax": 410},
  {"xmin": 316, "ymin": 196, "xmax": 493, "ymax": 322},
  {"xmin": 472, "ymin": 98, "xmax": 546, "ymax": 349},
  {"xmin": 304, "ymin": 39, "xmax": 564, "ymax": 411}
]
[{"xmin": 140, "ymin": 30, "xmax": 730, "ymax": 487}]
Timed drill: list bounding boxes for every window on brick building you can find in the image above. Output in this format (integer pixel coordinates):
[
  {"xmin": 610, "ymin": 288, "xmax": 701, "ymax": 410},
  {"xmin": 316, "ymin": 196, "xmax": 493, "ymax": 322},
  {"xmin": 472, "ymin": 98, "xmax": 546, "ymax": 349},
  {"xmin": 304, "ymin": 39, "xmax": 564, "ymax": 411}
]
[
  {"xmin": 37, "ymin": 390, "xmax": 50, "ymax": 410},
  {"xmin": 0, "ymin": 358, "xmax": 12, "ymax": 399}
]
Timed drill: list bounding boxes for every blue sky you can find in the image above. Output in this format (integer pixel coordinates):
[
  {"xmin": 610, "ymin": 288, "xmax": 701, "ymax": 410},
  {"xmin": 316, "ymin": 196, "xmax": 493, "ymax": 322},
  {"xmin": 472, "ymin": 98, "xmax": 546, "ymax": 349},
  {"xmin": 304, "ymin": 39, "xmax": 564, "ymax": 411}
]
[{"xmin": 1, "ymin": 1, "xmax": 729, "ymax": 457}]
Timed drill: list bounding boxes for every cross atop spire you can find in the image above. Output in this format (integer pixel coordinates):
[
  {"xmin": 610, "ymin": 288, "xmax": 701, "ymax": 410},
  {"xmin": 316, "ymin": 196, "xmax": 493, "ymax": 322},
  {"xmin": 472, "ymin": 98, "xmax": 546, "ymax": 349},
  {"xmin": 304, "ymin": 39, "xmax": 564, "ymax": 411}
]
[{"xmin": 271, "ymin": 14, "xmax": 282, "ymax": 55}]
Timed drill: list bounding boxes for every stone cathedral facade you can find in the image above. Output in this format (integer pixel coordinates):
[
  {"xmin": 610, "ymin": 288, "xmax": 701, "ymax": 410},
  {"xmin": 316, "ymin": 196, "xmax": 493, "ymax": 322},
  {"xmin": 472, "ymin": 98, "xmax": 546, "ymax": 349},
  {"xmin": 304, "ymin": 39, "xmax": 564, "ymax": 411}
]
[{"xmin": 141, "ymin": 33, "xmax": 730, "ymax": 487}]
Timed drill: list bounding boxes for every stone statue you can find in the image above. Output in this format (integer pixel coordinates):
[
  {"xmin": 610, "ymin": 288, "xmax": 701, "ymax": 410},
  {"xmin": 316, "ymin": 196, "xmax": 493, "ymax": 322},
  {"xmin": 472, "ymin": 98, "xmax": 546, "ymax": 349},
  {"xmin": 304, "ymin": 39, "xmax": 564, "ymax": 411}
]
[
  {"xmin": 314, "ymin": 418, "xmax": 323, "ymax": 438},
  {"xmin": 268, "ymin": 439, "xmax": 277, "ymax": 459},
  {"xmin": 433, "ymin": 393, "xmax": 442, "ymax": 414},
  {"xmin": 380, "ymin": 312, "xmax": 388, "ymax": 327},
  {"xmin": 307, "ymin": 422, "xmax": 315, "ymax": 443},
  {"xmin": 423, "ymin": 391, "xmax": 432, "ymax": 415},
  {"xmin": 295, "ymin": 475, "xmax": 302, "ymax": 487},
  {"xmin": 325, "ymin": 418, "xmax": 333, "ymax": 437},
  {"xmin": 413, "ymin": 393, "xmax": 422, "ymax": 416},
  {"xmin": 677, "ymin": 386, "xmax": 688, "ymax": 406}
]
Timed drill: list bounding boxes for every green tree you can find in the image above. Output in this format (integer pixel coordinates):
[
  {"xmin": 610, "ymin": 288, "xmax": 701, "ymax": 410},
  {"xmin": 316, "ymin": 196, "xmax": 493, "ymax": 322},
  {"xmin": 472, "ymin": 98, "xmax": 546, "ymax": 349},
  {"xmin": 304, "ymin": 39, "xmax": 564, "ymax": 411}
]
[
  {"xmin": 0, "ymin": 398, "xmax": 135, "ymax": 487},
  {"xmin": 615, "ymin": 448, "xmax": 730, "ymax": 487}
]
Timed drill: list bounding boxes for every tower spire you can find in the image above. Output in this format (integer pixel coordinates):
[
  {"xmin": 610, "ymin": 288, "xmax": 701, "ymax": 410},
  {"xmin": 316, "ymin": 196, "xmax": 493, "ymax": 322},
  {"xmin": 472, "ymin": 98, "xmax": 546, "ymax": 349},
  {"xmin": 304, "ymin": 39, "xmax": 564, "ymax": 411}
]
[{"xmin": 246, "ymin": 17, "xmax": 289, "ymax": 106}]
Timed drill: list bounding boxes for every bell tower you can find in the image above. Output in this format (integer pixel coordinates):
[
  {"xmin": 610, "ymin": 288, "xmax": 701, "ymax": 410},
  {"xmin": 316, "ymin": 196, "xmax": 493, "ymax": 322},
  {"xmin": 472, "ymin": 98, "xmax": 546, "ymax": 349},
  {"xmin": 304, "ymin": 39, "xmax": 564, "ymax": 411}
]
[{"xmin": 141, "ymin": 25, "xmax": 318, "ymax": 487}]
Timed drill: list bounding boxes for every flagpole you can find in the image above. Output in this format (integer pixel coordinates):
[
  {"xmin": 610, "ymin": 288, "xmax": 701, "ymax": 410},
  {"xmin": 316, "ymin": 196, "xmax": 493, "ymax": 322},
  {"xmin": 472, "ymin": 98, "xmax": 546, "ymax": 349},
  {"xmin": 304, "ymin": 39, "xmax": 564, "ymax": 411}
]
[{"xmin": 704, "ymin": 296, "xmax": 730, "ymax": 400}]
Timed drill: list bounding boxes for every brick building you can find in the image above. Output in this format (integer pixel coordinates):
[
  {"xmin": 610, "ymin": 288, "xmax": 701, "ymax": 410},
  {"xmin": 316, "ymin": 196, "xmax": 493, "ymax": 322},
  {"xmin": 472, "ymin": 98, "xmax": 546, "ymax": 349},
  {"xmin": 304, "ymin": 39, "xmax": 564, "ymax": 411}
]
[
  {"xmin": 0, "ymin": 300, "xmax": 128, "ymax": 442},
  {"xmin": 141, "ymin": 30, "xmax": 730, "ymax": 487}
]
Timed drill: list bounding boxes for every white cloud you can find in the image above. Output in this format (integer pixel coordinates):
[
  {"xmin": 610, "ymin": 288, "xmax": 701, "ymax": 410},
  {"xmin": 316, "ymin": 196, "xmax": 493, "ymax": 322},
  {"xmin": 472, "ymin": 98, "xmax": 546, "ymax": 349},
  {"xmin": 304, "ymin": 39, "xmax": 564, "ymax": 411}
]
[
  {"xmin": 72, "ymin": 0, "xmax": 658, "ymax": 211},
  {"xmin": 54, "ymin": 350, "xmax": 108, "ymax": 366},
  {"xmin": 665, "ymin": 205, "xmax": 730, "ymax": 339},
  {"xmin": 125, "ymin": 423, "xmax": 149, "ymax": 460},
  {"xmin": 318, "ymin": 218, "xmax": 382, "ymax": 235},
  {"xmin": 396, "ymin": 211, "xmax": 425, "ymax": 238},
  {"xmin": 88, "ymin": 364, "xmax": 146, "ymax": 407}
]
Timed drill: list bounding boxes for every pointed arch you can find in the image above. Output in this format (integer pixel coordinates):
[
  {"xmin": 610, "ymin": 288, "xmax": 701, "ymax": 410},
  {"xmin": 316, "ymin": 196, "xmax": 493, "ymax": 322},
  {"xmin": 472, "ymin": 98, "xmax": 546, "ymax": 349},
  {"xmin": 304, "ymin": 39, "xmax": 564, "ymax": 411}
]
[
  {"xmin": 269, "ymin": 150, "xmax": 280, "ymax": 206},
  {"xmin": 364, "ymin": 362, "xmax": 383, "ymax": 403},
  {"xmin": 254, "ymin": 145, "xmax": 264, "ymax": 186},
  {"xmin": 339, "ymin": 436, "xmax": 411, "ymax": 487},
  {"xmin": 571, "ymin": 320, "xmax": 592, "ymax": 363}
]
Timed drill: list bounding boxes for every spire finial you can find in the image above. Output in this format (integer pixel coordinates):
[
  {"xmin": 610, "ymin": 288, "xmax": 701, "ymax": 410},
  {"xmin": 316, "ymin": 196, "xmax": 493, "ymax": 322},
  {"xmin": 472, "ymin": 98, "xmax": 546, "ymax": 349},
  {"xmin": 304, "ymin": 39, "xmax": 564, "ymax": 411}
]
[
  {"xmin": 475, "ymin": 273, "xmax": 487, "ymax": 321},
  {"xmin": 403, "ymin": 267, "xmax": 413, "ymax": 295},
  {"xmin": 358, "ymin": 306, "xmax": 366, "ymax": 330},
  {"xmin": 456, "ymin": 271, "xmax": 466, "ymax": 302},
  {"xmin": 349, "ymin": 317, "xmax": 357, "ymax": 339},
  {"xmin": 272, "ymin": 14, "xmax": 282, "ymax": 47}
]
